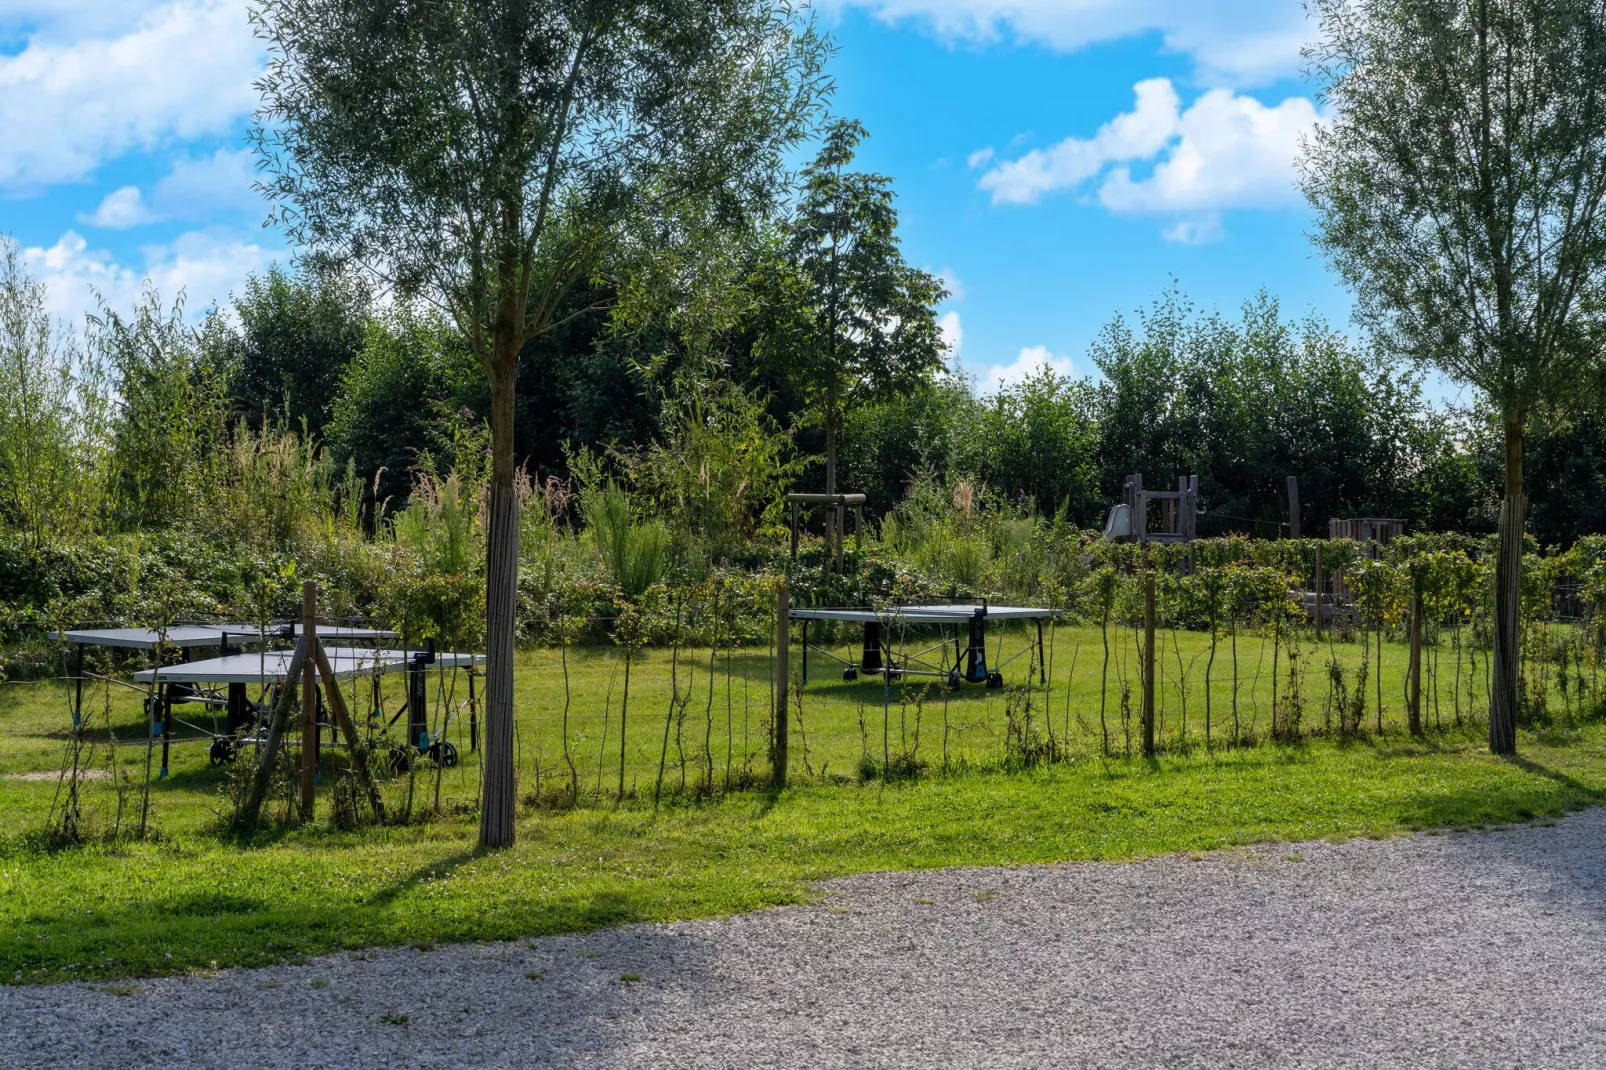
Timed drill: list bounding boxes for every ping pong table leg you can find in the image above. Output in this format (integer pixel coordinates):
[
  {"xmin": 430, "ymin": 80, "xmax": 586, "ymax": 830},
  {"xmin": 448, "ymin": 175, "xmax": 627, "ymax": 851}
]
[
  {"xmin": 72, "ymin": 643, "xmax": 85, "ymax": 728},
  {"xmin": 1037, "ymin": 620, "xmax": 1047, "ymax": 684},
  {"xmin": 159, "ymin": 684, "xmax": 171, "ymax": 778}
]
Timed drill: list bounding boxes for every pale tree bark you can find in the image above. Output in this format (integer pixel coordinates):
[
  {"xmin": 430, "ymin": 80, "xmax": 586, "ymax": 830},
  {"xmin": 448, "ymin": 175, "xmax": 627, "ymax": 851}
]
[
  {"xmin": 479, "ymin": 285, "xmax": 524, "ymax": 849},
  {"xmin": 1490, "ymin": 413, "xmax": 1525, "ymax": 755}
]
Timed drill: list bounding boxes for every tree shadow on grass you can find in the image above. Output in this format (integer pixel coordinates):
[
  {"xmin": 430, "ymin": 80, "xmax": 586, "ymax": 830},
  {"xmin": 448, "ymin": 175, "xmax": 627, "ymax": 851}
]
[
  {"xmin": 1499, "ymin": 753, "xmax": 1606, "ymax": 801},
  {"xmin": 363, "ymin": 850, "xmax": 478, "ymax": 910}
]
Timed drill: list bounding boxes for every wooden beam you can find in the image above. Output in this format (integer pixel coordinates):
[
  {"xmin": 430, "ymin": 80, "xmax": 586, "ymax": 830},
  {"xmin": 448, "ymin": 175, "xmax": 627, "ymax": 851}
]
[
  {"xmin": 235, "ymin": 633, "xmax": 309, "ymax": 828},
  {"xmin": 301, "ymin": 581, "xmax": 317, "ymax": 814},
  {"xmin": 773, "ymin": 581, "xmax": 790, "ymax": 789},
  {"xmin": 1142, "ymin": 564, "xmax": 1156, "ymax": 757},
  {"xmin": 313, "ymin": 640, "xmax": 385, "ymax": 823}
]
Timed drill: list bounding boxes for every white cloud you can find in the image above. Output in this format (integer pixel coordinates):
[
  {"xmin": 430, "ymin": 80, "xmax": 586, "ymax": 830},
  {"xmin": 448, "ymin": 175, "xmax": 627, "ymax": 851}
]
[
  {"xmin": 937, "ymin": 268, "xmax": 966, "ymax": 301},
  {"xmin": 23, "ymin": 228, "xmax": 282, "ymax": 327},
  {"xmin": 939, "ymin": 310, "xmax": 963, "ymax": 357},
  {"xmin": 978, "ymin": 78, "xmax": 1321, "ymax": 238},
  {"xmin": 824, "ymin": 0, "xmax": 1309, "ymax": 84},
  {"xmin": 82, "ymin": 148, "xmax": 265, "ymax": 229},
  {"xmin": 980, "ymin": 78, "xmax": 1180, "ymax": 206},
  {"xmin": 151, "ymin": 147, "xmax": 262, "ymax": 216},
  {"xmin": 966, "ymin": 146, "xmax": 995, "ymax": 170},
  {"xmin": 0, "ymin": 1, "xmax": 262, "ymax": 191},
  {"xmin": 979, "ymin": 344, "xmax": 1073, "ymax": 395},
  {"xmin": 82, "ymin": 186, "xmax": 152, "ymax": 229},
  {"xmin": 1161, "ymin": 212, "xmax": 1224, "ymax": 245},
  {"xmin": 1096, "ymin": 88, "xmax": 1319, "ymax": 214}
]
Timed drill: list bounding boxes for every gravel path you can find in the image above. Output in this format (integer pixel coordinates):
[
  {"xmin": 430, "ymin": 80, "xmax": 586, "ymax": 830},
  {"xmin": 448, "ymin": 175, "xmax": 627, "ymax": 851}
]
[{"xmin": 7, "ymin": 811, "xmax": 1606, "ymax": 1069}]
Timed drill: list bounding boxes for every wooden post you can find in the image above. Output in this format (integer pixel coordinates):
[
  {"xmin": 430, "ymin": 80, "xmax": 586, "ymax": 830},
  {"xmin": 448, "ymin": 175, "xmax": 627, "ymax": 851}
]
[
  {"xmin": 1314, "ymin": 545, "xmax": 1325, "ymax": 636},
  {"xmin": 1133, "ymin": 473, "xmax": 1147, "ymax": 545},
  {"xmin": 313, "ymin": 642, "xmax": 385, "ymax": 822},
  {"xmin": 1142, "ymin": 565, "xmax": 1156, "ymax": 757},
  {"xmin": 1286, "ymin": 476, "xmax": 1301, "ymax": 539},
  {"xmin": 1408, "ymin": 579, "xmax": 1423, "ymax": 736},
  {"xmin": 301, "ymin": 580, "xmax": 317, "ymax": 814},
  {"xmin": 773, "ymin": 580, "xmax": 789, "ymax": 789},
  {"xmin": 236, "ymin": 634, "xmax": 309, "ymax": 828},
  {"xmin": 834, "ymin": 503, "xmax": 844, "ymax": 574}
]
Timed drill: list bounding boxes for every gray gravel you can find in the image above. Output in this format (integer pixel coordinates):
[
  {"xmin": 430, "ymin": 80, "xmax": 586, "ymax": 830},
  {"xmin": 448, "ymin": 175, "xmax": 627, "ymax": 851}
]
[{"xmin": 7, "ymin": 810, "xmax": 1606, "ymax": 1069}]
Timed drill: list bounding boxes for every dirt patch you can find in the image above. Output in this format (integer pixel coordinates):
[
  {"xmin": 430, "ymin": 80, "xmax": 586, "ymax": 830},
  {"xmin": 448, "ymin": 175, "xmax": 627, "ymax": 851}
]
[{"xmin": 7, "ymin": 768, "xmax": 111, "ymax": 781}]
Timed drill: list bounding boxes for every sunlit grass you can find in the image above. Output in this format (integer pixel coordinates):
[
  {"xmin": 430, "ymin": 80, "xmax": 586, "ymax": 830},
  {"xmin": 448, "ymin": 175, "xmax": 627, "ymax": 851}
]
[{"xmin": 1, "ymin": 624, "xmax": 1601, "ymax": 985}]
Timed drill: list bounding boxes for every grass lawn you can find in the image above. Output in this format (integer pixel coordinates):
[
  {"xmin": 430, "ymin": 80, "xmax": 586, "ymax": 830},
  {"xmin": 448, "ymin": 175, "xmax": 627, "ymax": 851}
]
[{"xmin": 2, "ymin": 623, "xmax": 1602, "ymax": 985}]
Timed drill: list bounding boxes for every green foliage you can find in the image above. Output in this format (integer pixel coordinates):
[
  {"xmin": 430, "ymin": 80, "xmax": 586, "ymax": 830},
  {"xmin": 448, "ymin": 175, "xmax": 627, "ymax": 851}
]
[
  {"xmin": 974, "ymin": 364, "xmax": 1103, "ymax": 523},
  {"xmin": 1303, "ymin": 0, "xmax": 1606, "ymax": 424},
  {"xmin": 223, "ymin": 263, "xmax": 372, "ymax": 435},
  {"xmin": 0, "ymin": 236, "xmax": 109, "ymax": 544},
  {"xmin": 581, "ymin": 481, "xmax": 671, "ymax": 601},
  {"xmin": 384, "ymin": 470, "xmax": 486, "ymax": 647},
  {"xmin": 326, "ymin": 309, "xmax": 480, "ymax": 511},
  {"xmin": 621, "ymin": 362, "xmax": 801, "ymax": 564},
  {"xmin": 756, "ymin": 119, "xmax": 948, "ymax": 491},
  {"xmin": 1091, "ymin": 289, "xmax": 1437, "ymax": 532},
  {"xmin": 93, "ymin": 289, "xmax": 230, "ymax": 533}
]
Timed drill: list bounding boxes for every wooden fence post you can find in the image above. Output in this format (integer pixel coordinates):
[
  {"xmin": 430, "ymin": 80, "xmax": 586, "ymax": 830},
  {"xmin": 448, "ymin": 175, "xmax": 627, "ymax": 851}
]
[
  {"xmin": 773, "ymin": 580, "xmax": 789, "ymax": 789},
  {"xmin": 1314, "ymin": 545, "xmax": 1325, "ymax": 637},
  {"xmin": 1142, "ymin": 565, "xmax": 1156, "ymax": 758},
  {"xmin": 1408, "ymin": 579, "xmax": 1423, "ymax": 736},
  {"xmin": 301, "ymin": 580, "xmax": 317, "ymax": 814}
]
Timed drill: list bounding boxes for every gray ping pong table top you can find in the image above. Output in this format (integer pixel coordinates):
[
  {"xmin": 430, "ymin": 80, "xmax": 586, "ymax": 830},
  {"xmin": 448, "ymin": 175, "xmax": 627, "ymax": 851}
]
[
  {"xmin": 51, "ymin": 622, "xmax": 397, "ymax": 650},
  {"xmin": 132, "ymin": 648, "xmax": 484, "ymax": 685},
  {"xmin": 788, "ymin": 604, "xmax": 1063, "ymax": 624}
]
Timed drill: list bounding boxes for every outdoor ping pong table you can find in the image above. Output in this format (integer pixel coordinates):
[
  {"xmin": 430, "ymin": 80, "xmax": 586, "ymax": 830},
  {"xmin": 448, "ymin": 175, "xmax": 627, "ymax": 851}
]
[
  {"xmin": 130, "ymin": 646, "xmax": 486, "ymax": 771},
  {"xmin": 788, "ymin": 603, "xmax": 1062, "ymax": 689}
]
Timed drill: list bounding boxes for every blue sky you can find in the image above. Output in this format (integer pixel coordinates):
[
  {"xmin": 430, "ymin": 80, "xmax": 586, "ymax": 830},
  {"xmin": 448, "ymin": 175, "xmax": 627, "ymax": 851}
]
[{"xmin": 0, "ymin": 0, "xmax": 1362, "ymax": 395}]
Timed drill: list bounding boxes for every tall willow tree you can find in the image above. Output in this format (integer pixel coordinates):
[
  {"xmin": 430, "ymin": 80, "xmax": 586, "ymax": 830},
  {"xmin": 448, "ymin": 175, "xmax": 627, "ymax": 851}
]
[
  {"xmin": 253, "ymin": 0, "xmax": 828, "ymax": 846},
  {"xmin": 1302, "ymin": 0, "xmax": 1606, "ymax": 754}
]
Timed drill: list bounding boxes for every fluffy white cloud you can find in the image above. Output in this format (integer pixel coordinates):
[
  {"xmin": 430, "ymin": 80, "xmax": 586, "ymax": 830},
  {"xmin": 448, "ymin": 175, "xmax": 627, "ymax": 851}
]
[
  {"xmin": 23, "ymin": 228, "xmax": 282, "ymax": 327},
  {"xmin": 979, "ymin": 78, "xmax": 1180, "ymax": 206},
  {"xmin": 82, "ymin": 186, "xmax": 151, "ymax": 228},
  {"xmin": 978, "ymin": 344, "xmax": 1073, "ymax": 395},
  {"xmin": 1097, "ymin": 88, "xmax": 1319, "ymax": 214},
  {"xmin": 0, "ymin": 1, "xmax": 262, "ymax": 191},
  {"xmin": 825, "ymin": 0, "xmax": 1309, "ymax": 84},
  {"xmin": 978, "ymin": 79, "xmax": 1321, "ymax": 237},
  {"xmin": 82, "ymin": 148, "xmax": 264, "ymax": 228},
  {"xmin": 939, "ymin": 309, "xmax": 964, "ymax": 358}
]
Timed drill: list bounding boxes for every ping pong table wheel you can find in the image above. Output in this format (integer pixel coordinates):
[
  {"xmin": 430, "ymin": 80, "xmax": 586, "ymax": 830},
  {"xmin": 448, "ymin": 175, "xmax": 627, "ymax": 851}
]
[
  {"xmin": 946, "ymin": 672, "xmax": 962, "ymax": 691},
  {"xmin": 208, "ymin": 738, "xmax": 238, "ymax": 765},
  {"xmin": 843, "ymin": 667, "xmax": 858, "ymax": 681},
  {"xmin": 986, "ymin": 671, "xmax": 1004, "ymax": 689},
  {"xmin": 389, "ymin": 746, "xmax": 413, "ymax": 774},
  {"xmin": 430, "ymin": 741, "xmax": 459, "ymax": 768}
]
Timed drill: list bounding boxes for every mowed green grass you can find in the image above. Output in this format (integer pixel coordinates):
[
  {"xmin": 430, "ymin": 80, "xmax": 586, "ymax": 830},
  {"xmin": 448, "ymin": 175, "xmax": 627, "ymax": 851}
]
[{"xmin": 1, "ymin": 623, "xmax": 1602, "ymax": 985}]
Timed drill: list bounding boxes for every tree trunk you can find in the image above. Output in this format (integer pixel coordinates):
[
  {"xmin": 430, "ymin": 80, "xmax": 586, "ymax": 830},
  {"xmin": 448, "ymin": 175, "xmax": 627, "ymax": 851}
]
[
  {"xmin": 824, "ymin": 399, "xmax": 838, "ymax": 565},
  {"xmin": 1490, "ymin": 414, "xmax": 1524, "ymax": 756},
  {"xmin": 1407, "ymin": 580, "xmax": 1423, "ymax": 737},
  {"xmin": 825, "ymin": 401, "xmax": 837, "ymax": 497},
  {"xmin": 479, "ymin": 356, "xmax": 520, "ymax": 849}
]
